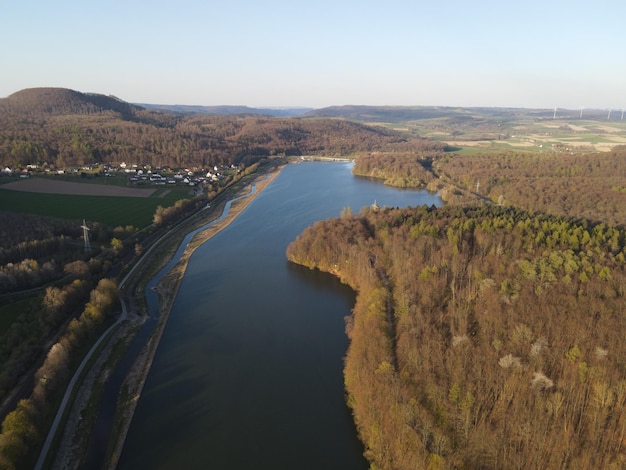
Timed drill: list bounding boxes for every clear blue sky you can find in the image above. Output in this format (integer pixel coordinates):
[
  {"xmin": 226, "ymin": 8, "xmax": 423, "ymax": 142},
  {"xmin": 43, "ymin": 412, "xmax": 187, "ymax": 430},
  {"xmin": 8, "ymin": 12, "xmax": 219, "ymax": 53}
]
[{"xmin": 2, "ymin": 0, "xmax": 625, "ymax": 109}]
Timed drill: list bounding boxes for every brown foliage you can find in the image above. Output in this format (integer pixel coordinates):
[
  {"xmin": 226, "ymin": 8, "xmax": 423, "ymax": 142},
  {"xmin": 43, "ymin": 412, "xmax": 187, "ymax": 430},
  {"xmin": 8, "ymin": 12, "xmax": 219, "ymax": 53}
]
[
  {"xmin": 287, "ymin": 205, "xmax": 626, "ymax": 469},
  {"xmin": 353, "ymin": 152, "xmax": 443, "ymax": 188},
  {"xmin": 0, "ymin": 279, "xmax": 119, "ymax": 468},
  {"xmin": 435, "ymin": 148, "xmax": 626, "ymax": 226},
  {"xmin": 0, "ymin": 88, "xmax": 443, "ymax": 170}
]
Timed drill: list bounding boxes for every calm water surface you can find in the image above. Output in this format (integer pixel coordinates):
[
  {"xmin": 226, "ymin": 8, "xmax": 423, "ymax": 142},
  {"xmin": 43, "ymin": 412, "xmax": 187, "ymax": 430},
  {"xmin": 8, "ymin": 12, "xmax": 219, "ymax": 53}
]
[{"xmin": 118, "ymin": 162, "xmax": 441, "ymax": 469}]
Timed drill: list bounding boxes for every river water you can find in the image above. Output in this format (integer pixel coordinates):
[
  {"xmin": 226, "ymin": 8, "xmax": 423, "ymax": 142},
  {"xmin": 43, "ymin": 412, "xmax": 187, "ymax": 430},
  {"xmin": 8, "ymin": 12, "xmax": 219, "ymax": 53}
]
[{"xmin": 118, "ymin": 161, "xmax": 441, "ymax": 469}]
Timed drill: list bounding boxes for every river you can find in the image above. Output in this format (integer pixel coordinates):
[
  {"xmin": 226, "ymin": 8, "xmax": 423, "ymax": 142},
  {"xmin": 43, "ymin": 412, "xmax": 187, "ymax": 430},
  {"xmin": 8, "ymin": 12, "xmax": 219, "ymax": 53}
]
[{"xmin": 118, "ymin": 161, "xmax": 441, "ymax": 469}]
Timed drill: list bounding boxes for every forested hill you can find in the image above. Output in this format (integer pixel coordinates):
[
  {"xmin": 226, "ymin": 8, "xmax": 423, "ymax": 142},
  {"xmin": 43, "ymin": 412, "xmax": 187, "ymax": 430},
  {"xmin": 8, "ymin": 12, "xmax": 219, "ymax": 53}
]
[
  {"xmin": 0, "ymin": 88, "xmax": 446, "ymax": 170},
  {"xmin": 0, "ymin": 87, "xmax": 142, "ymax": 120},
  {"xmin": 287, "ymin": 204, "xmax": 626, "ymax": 469}
]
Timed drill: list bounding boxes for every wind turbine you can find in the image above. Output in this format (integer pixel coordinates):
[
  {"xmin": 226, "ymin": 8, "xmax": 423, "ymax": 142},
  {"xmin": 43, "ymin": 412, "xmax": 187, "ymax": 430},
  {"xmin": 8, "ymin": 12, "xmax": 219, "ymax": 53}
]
[
  {"xmin": 81, "ymin": 219, "xmax": 91, "ymax": 253},
  {"xmin": 607, "ymin": 109, "xmax": 612, "ymax": 120},
  {"xmin": 553, "ymin": 107, "xmax": 557, "ymax": 119},
  {"xmin": 580, "ymin": 107, "xmax": 583, "ymax": 118}
]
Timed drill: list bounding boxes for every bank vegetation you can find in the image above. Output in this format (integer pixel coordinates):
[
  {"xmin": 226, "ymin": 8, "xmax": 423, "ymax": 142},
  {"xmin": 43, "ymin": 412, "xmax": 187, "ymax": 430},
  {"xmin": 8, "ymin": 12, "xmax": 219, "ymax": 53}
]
[{"xmin": 287, "ymin": 204, "xmax": 626, "ymax": 469}]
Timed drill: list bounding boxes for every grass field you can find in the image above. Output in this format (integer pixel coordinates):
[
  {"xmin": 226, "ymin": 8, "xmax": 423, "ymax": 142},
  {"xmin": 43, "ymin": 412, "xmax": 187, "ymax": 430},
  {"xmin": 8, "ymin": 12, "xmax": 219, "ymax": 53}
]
[{"xmin": 0, "ymin": 186, "xmax": 194, "ymax": 228}]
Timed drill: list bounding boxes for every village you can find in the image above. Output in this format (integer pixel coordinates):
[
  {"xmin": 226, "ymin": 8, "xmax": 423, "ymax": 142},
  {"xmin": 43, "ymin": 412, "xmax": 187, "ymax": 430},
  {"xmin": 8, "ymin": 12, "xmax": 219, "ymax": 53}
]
[{"xmin": 0, "ymin": 162, "xmax": 241, "ymax": 188}]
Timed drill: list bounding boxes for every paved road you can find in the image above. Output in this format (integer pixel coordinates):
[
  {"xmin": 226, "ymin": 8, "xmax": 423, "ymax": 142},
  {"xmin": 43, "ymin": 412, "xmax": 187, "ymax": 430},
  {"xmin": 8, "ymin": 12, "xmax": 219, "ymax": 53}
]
[
  {"xmin": 34, "ymin": 296, "xmax": 128, "ymax": 470},
  {"xmin": 33, "ymin": 222, "xmax": 172, "ymax": 469}
]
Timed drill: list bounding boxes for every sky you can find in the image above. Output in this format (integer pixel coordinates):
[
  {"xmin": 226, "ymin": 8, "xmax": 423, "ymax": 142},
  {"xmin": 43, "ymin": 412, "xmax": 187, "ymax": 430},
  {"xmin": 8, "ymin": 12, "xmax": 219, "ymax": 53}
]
[{"xmin": 2, "ymin": 0, "xmax": 625, "ymax": 109}]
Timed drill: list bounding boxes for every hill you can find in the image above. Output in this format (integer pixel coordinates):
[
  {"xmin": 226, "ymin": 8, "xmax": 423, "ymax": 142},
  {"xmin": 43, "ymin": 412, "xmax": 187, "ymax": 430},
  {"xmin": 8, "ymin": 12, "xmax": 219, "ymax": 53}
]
[
  {"xmin": 305, "ymin": 105, "xmax": 618, "ymax": 123},
  {"xmin": 305, "ymin": 105, "xmax": 626, "ymax": 153},
  {"xmin": 304, "ymin": 105, "xmax": 549, "ymax": 122},
  {"xmin": 0, "ymin": 88, "xmax": 446, "ymax": 170},
  {"xmin": 137, "ymin": 103, "xmax": 313, "ymax": 117},
  {"xmin": 0, "ymin": 87, "xmax": 142, "ymax": 120}
]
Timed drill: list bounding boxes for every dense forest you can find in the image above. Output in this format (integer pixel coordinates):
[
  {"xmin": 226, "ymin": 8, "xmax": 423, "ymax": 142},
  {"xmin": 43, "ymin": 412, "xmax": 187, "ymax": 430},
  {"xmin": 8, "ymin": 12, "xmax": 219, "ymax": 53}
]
[
  {"xmin": 0, "ymin": 88, "xmax": 444, "ymax": 171},
  {"xmin": 433, "ymin": 147, "xmax": 626, "ymax": 227},
  {"xmin": 287, "ymin": 204, "xmax": 626, "ymax": 469},
  {"xmin": 355, "ymin": 146, "xmax": 626, "ymax": 227},
  {"xmin": 352, "ymin": 152, "xmax": 440, "ymax": 188}
]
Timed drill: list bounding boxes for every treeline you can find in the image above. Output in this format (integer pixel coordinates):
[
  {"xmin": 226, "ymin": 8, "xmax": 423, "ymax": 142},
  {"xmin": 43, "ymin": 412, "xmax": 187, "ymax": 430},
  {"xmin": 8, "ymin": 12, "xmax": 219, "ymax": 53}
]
[
  {"xmin": 0, "ymin": 212, "xmax": 135, "ymax": 295},
  {"xmin": 434, "ymin": 147, "xmax": 626, "ymax": 226},
  {"xmin": 287, "ymin": 204, "xmax": 626, "ymax": 469},
  {"xmin": 352, "ymin": 152, "xmax": 443, "ymax": 188},
  {"xmin": 0, "ymin": 88, "xmax": 443, "ymax": 170},
  {"xmin": 0, "ymin": 278, "xmax": 118, "ymax": 470},
  {"xmin": 0, "ymin": 213, "xmax": 81, "ymax": 262},
  {"xmin": 152, "ymin": 198, "xmax": 200, "ymax": 227},
  {"xmin": 0, "ymin": 260, "xmax": 106, "ymax": 406},
  {"xmin": 0, "ymin": 259, "xmax": 59, "ymax": 294}
]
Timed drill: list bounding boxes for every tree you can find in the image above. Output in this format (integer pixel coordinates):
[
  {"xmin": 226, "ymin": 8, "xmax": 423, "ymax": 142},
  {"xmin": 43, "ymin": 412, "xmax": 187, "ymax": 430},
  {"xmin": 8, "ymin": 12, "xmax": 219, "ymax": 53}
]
[{"xmin": 110, "ymin": 237, "xmax": 123, "ymax": 253}]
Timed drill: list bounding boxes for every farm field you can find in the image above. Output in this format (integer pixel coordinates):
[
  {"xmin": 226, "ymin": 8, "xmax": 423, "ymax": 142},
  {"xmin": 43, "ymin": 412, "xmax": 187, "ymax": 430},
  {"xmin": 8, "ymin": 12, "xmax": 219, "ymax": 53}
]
[
  {"xmin": 0, "ymin": 178, "xmax": 156, "ymax": 197},
  {"xmin": 376, "ymin": 109, "xmax": 626, "ymax": 154},
  {"xmin": 0, "ymin": 179, "xmax": 195, "ymax": 228},
  {"xmin": 491, "ymin": 119, "xmax": 626, "ymax": 152}
]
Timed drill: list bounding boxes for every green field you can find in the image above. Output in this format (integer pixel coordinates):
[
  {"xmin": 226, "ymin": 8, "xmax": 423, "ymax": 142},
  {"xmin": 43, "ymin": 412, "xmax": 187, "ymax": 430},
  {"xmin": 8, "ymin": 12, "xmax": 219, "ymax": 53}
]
[{"xmin": 0, "ymin": 187, "xmax": 194, "ymax": 228}]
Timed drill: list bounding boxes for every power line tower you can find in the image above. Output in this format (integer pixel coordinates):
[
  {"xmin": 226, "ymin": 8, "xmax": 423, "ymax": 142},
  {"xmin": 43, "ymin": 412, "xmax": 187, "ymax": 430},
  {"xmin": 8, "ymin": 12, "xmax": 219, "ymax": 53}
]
[{"xmin": 81, "ymin": 219, "xmax": 91, "ymax": 253}]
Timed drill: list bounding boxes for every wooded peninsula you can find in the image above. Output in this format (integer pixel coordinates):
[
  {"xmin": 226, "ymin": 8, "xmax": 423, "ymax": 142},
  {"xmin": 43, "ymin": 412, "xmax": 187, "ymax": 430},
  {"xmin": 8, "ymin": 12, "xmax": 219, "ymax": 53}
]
[{"xmin": 1, "ymin": 87, "xmax": 626, "ymax": 469}]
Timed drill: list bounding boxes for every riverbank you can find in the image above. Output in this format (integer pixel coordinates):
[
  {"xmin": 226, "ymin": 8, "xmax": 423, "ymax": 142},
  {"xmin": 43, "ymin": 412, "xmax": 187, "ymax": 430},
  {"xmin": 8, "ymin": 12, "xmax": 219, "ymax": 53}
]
[
  {"xmin": 49, "ymin": 164, "xmax": 284, "ymax": 470},
  {"xmin": 108, "ymin": 165, "xmax": 283, "ymax": 467}
]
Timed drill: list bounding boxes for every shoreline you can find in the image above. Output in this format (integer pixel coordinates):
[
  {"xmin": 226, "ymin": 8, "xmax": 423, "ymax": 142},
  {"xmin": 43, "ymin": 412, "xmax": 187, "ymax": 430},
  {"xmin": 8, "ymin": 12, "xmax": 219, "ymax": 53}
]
[
  {"xmin": 47, "ymin": 164, "xmax": 284, "ymax": 470},
  {"xmin": 107, "ymin": 165, "xmax": 284, "ymax": 468}
]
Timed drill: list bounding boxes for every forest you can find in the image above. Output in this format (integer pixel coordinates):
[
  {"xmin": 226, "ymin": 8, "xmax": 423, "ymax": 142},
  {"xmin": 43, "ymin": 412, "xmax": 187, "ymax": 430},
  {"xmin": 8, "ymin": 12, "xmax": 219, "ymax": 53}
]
[
  {"xmin": 352, "ymin": 146, "xmax": 626, "ymax": 227},
  {"xmin": 3, "ymin": 87, "xmax": 626, "ymax": 469},
  {"xmin": 287, "ymin": 204, "xmax": 626, "ymax": 469},
  {"xmin": 352, "ymin": 152, "xmax": 439, "ymax": 188},
  {"xmin": 0, "ymin": 88, "xmax": 444, "ymax": 171},
  {"xmin": 432, "ymin": 147, "xmax": 626, "ymax": 226}
]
